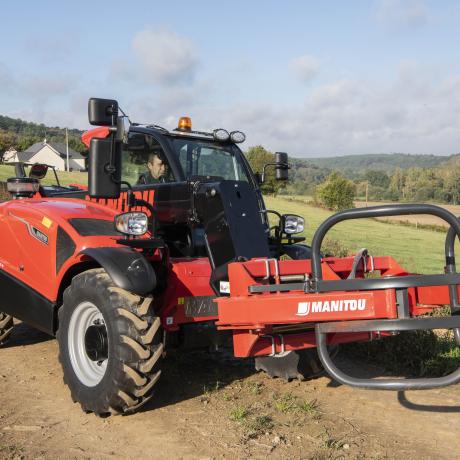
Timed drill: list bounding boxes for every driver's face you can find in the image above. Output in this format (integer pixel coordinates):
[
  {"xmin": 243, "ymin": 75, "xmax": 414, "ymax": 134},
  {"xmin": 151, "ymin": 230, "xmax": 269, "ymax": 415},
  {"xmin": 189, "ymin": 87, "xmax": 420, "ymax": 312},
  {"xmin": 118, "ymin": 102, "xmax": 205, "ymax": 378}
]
[{"xmin": 147, "ymin": 155, "xmax": 166, "ymax": 179}]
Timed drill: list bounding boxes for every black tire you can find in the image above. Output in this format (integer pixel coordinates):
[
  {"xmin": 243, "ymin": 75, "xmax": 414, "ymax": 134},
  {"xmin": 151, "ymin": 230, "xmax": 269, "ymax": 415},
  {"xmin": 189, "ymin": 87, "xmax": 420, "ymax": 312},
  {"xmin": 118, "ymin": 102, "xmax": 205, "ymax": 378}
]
[
  {"xmin": 255, "ymin": 348, "xmax": 332, "ymax": 381},
  {"xmin": 56, "ymin": 268, "xmax": 163, "ymax": 416},
  {"xmin": 0, "ymin": 312, "xmax": 13, "ymax": 346}
]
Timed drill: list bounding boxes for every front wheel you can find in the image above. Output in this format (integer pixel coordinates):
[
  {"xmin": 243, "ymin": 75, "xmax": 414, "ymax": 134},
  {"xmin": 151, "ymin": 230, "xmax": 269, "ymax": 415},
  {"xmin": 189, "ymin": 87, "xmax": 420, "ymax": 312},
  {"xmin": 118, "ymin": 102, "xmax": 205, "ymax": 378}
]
[
  {"xmin": 0, "ymin": 312, "xmax": 13, "ymax": 346},
  {"xmin": 56, "ymin": 268, "xmax": 163, "ymax": 416}
]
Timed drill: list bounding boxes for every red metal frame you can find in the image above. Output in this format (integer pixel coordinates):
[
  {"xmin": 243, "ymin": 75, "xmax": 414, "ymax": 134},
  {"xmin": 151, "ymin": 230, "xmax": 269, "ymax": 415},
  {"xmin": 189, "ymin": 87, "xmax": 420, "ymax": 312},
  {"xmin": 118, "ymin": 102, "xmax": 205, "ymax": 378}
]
[
  {"xmin": 0, "ymin": 188, "xmax": 451, "ymax": 360},
  {"xmin": 215, "ymin": 257, "xmax": 453, "ymax": 357}
]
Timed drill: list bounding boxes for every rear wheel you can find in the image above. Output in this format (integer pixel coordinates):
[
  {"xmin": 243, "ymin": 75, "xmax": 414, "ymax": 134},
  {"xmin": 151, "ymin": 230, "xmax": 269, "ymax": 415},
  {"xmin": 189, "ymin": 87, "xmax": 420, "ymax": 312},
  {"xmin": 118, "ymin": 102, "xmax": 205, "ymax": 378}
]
[
  {"xmin": 0, "ymin": 312, "xmax": 13, "ymax": 346},
  {"xmin": 56, "ymin": 268, "xmax": 163, "ymax": 416}
]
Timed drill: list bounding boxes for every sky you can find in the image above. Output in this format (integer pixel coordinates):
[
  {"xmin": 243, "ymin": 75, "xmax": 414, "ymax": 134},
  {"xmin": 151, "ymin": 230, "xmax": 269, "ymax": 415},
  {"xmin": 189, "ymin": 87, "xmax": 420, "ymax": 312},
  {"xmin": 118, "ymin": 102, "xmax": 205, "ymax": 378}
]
[{"xmin": 1, "ymin": 0, "xmax": 460, "ymax": 157}]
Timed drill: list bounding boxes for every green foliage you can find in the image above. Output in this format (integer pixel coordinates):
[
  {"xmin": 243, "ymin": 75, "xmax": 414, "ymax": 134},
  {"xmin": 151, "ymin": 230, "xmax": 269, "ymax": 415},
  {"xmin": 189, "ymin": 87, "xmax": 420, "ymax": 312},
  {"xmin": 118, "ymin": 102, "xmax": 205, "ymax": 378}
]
[
  {"xmin": 315, "ymin": 172, "xmax": 355, "ymax": 210},
  {"xmin": 229, "ymin": 406, "xmax": 249, "ymax": 422},
  {"xmin": 364, "ymin": 170, "xmax": 390, "ymax": 188},
  {"xmin": 308, "ymin": 153, "xmax": 452, "ymax": 173},
  {"xmin": 244, "ymin": 145, "xmax": 286, "ymax": 195},
  {"xmin": 0, "ymin": 115, "xmax": 87, "ymax": 158}
]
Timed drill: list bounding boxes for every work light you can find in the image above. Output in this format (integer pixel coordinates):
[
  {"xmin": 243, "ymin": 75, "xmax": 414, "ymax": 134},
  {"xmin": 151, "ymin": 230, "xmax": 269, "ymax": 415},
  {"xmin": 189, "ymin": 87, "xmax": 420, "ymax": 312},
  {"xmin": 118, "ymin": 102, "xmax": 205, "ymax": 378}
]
[
  {"xmin": 7, "ymin": 177, "xmax": 40, "ymax": 198},
  {"xmin": 114, "ymin": 212, "xmax": 149, "ymax": 236},
  {"xmin": 230, "ymin": 131, "xmax": 246, "ymax": 143},
  {"xmin": 213, "ymin": 129, "xmax": 230, "ymax": 142},
  {"xmin": 283, "ymin": 214, "xmax": 305, "ymax": 235}
]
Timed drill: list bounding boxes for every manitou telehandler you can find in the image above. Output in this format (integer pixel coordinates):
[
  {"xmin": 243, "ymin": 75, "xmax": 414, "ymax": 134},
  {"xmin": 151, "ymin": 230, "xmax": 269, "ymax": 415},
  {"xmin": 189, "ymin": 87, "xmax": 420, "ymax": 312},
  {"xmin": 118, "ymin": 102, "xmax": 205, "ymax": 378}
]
[{"xmin": 1, "ymin": 98, "xmax": 460, "ymax": 416}]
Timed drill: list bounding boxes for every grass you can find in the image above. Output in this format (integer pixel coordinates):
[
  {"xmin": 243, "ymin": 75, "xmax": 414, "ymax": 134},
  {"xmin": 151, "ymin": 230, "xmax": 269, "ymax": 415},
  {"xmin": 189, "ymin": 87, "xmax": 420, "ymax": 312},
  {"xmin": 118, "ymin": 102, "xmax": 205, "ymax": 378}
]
[
  {"xmin": 245, "ymin": 415, "xmax": 274, "ymax": 435},
  {"xmin": 0, "ymin": 164, "xmax": 88, "ymax": 187},
  {"xmin": 345, "ymin": 329, "xmax": 460, "ymax": 377},
  {"xmin": 229, "ymin": 406, "xmax": 249, "ymax": 422},
  {"xmin": 298, "ymin": 399, "xmax": 319, "ymax": 415},
  {"xmin": 265, "ymin": 195, "xmax": 460, "ymax": 274}
]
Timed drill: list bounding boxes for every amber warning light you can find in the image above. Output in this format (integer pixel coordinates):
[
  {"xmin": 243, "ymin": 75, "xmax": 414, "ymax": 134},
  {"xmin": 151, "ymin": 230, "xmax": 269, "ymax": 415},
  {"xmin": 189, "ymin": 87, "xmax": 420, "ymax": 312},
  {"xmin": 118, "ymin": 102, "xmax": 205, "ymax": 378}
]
[{"xmin": 178, "ymin": 116, "xmax": 192, "ymax": 131}]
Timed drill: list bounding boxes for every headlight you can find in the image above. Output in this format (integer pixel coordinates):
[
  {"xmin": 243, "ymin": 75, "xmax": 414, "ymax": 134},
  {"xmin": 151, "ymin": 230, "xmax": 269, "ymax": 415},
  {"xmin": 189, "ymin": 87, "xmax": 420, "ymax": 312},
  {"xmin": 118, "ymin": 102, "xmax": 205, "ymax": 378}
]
[
  {"xmin": 283, "ymin": 214, "xmax": 304, "ymax": 235},
  {"xmin": 230, "ymin": 131, "xmax": 246, "ymax": 143},
  {"xmin": 115, "ymin": 212, "xmax": 148, "ymax": 236},
  {"xmin": 213, "ymin": 129, "xmax": 230, "ymax": 142}
]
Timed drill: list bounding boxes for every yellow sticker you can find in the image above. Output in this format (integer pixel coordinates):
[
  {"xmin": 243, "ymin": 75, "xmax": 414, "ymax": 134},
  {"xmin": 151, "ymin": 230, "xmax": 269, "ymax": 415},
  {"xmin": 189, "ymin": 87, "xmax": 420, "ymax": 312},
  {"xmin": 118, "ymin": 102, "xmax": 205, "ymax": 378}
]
[
  {"xmin": 42, "ymin": 216, "xmax": 53, "ymax": 229},
  {"xmin": 177, "ymin": 297, "xmax": 185, "ymax": 305}
]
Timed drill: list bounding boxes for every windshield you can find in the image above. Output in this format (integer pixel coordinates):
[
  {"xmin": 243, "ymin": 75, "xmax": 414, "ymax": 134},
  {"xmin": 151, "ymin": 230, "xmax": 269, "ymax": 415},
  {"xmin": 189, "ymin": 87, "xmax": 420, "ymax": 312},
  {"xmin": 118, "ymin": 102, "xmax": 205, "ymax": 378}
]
[{"xmin": 170, "ymin": 138, "xmax": 251, "ymax": 182}]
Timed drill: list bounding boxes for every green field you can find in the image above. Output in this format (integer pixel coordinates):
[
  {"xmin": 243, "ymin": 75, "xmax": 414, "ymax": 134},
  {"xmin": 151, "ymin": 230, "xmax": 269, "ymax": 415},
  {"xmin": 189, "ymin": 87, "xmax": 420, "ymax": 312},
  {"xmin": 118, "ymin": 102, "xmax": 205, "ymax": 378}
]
[
  {"xmin": 265, "ymin": 195, "xmax": 457, "ymax": 274},
  {"xmin": 0, "ymin": 164, "xmax": 88, "ymax": 186}
]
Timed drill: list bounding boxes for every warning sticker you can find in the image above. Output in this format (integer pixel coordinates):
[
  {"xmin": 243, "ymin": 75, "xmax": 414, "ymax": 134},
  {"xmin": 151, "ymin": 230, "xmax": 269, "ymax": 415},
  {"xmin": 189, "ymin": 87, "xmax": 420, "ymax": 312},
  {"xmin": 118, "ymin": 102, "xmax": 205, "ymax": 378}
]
[{"xmin": 42, "ymin": 216, "xmax": 53, "ymax": 228}]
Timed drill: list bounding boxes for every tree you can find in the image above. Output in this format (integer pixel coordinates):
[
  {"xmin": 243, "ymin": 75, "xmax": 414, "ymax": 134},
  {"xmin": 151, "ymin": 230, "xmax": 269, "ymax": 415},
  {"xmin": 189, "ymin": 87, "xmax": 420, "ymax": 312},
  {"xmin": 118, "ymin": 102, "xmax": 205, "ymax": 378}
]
[
  {"xmin": 315, "ymin": 172, "xmax": 355, "ymax": 210},
  {"xmin": 244, "ymin": 145, "xmax": 285, "ymax": 195},
  {"xmin": 364, "ymin": 170, "xmax": 390, "ymax": 188}
]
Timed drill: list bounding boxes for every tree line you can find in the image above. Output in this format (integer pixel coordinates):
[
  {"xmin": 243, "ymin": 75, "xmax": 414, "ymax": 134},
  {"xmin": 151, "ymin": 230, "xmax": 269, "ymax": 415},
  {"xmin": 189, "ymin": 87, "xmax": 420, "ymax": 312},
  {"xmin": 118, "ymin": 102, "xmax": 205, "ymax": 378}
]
[
  {"xmin": 244, "ymin": 145, "xmax": 460, "ymax": 208},
  {"xmin": 0, "ymin": 115, "xmax": 88, "ymax": 156}
]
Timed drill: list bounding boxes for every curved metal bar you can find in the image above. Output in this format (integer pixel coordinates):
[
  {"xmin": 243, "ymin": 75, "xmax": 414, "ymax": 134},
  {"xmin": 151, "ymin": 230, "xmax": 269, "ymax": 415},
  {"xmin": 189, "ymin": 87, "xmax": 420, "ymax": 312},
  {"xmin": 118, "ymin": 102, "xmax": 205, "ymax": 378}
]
[
  {"xmin": 315, "ymin": 317, "xmax": 460, "ymax": 390},
  {"xmin": 311, "ymin": 204, "xmax": 460, "ymax": 282},
  {"xmin": 445, "ymin": 222, "xmax": 460, "ymax": 344}
]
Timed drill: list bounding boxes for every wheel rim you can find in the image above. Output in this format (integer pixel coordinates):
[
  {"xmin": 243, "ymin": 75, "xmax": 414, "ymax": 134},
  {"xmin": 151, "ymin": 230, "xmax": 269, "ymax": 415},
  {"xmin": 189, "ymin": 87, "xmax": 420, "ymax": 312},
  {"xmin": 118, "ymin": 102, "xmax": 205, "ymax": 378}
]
[{"xmin": 68, "ymin": 301, "xmax": 108, "ymax": 387}]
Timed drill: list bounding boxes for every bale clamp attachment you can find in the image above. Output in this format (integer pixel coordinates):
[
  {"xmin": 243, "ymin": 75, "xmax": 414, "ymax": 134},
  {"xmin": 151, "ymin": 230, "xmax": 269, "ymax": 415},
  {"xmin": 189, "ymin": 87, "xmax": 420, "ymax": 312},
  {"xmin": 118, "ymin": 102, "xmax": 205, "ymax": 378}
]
[{"xmin": 310, "ymin": 204, "xmax": 460, "ymax": 390}]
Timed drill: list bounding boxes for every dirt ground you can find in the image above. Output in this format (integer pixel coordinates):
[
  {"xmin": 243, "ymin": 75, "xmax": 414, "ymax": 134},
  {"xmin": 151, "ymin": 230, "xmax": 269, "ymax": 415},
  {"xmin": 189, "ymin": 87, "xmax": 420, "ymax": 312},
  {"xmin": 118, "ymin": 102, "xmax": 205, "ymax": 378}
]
[{"xmin": 1, "ymin": 322, "xmax": 460, "ymax": 459}]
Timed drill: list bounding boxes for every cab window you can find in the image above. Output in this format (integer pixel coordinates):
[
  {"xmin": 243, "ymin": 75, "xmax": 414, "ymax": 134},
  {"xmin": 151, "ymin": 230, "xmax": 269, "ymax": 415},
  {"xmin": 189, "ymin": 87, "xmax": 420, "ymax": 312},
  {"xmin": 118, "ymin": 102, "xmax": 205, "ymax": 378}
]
[
  {"xmin": 122, "ymin": 133, "xmax": 174, "ymax": 184},
  {"xmin": 172, "ymin": 139, "xmax": 250, "ymax": 182}
]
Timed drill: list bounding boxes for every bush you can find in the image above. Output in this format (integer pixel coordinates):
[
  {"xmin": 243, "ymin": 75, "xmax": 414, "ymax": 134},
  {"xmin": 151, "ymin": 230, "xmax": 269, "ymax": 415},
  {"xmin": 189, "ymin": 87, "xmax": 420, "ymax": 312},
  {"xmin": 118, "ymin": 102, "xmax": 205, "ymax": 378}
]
[{"xmin": 315, "ymin": 172, "xmax": 355, "ymax": 211}]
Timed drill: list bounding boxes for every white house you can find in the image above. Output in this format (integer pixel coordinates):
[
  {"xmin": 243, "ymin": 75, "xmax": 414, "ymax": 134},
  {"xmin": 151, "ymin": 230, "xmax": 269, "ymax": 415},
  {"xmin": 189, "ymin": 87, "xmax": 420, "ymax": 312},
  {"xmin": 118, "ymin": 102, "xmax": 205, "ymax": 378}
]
[
  {"xmin": 6, "ymin": 140, "xmax": 86, "ymax": 171},
  {"xmin": 2, "ymin": 147, "xmax": 18, "ymax": 163}
]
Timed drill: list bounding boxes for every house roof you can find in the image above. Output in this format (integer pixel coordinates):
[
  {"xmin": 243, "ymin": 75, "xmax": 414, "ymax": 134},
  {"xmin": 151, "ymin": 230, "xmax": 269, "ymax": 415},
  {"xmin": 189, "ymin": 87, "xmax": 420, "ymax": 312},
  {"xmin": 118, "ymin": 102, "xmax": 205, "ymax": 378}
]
[
  {"xmin": 22, "ymin": 141, "xmax": 85, "ymax": 160},
  {"xmin": 16, "ymin": 152, "xmax": 36, "ymax": 162}
]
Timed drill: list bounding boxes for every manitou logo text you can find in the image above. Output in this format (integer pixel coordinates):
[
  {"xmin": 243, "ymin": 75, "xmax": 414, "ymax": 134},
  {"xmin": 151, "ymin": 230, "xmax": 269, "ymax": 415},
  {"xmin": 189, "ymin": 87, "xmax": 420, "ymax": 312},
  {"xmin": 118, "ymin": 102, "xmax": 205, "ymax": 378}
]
[{"xmin": 296, "ymin": 299, "xmax": 367, "ymax": 316}]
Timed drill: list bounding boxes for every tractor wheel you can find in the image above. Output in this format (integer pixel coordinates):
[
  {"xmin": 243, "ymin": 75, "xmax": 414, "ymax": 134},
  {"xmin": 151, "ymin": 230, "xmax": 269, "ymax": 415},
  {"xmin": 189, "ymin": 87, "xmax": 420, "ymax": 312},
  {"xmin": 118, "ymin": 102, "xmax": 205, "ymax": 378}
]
[
  {"xmin": 56, "ymin": 268, "xmax": 163, "ymax": 416},
  {"xmin": 255, "ymin": 348, "xmax": 333, "ymax": 381},
  {"xmin": 0, "ymin": 312, "xmax": 13, "ymax": 346}
]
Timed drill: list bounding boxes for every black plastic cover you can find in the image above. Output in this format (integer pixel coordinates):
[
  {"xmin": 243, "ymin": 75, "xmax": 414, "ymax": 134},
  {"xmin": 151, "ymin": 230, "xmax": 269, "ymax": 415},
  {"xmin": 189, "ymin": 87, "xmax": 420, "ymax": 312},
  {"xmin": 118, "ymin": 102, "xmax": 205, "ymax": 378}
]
[
  {"xmin": 195, "ymin": 180, "xmax": 270, "ymax": 294},
  {"xmin": 88, "ymin": 98, "xmax": 118, "ymax": 126},
  {"xmin": 69, "ymin": 218, "xmax": 121, "ymax": 237},
  {"xmin": 81, "ymin": 247, "xmax": 156, "ymax": 296},
  {"xmin": 56, "ymin": 226, "xmax": 76, "ymax": 273},
  {"xmin": 88, "ymin": 138, "xmax": 122, "ymax": 199}
]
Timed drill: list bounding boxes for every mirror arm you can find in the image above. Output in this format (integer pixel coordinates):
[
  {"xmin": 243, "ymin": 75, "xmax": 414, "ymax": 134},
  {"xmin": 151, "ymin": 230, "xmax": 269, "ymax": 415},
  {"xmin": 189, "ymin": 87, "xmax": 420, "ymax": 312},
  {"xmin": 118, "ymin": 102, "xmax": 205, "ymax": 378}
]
[{"xmin": 52, "ymin": 166, "xmax": 61, "ymax": 187}]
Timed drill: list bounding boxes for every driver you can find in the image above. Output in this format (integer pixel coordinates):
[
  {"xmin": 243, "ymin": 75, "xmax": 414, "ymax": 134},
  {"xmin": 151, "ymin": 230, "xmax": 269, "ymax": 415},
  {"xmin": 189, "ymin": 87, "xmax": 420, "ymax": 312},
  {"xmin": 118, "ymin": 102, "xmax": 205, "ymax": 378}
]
[{"xmin": 138, "ymin": 151, "xmax": 167, "ymax": 184}]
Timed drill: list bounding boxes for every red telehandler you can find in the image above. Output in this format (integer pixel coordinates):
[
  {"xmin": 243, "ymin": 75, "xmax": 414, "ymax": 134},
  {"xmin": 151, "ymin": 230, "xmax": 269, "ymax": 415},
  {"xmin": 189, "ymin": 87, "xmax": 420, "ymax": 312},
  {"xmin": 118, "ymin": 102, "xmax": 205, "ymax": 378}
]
[{"xmin": 1, "ymin": 97, "xmax": 460, "ymax": 416}]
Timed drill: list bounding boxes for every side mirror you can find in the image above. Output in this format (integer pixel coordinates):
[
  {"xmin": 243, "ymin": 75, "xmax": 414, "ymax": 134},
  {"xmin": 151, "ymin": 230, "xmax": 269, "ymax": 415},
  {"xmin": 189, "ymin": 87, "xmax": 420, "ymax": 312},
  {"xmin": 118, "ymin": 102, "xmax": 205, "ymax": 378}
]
[
  {"xmin": 254, "ymin": 172, "xmax": 263, "ymax": 185},
  {"xmin": 88, "ymin": 98, "xmax": 118, "ymax": 126},
  {"xmin": 88, "ymin": 138, "xmax": 122, "ymax": 198},
  {"xmin": 275, "ymin": 152, "xmax": 289, "ymax": 180}
]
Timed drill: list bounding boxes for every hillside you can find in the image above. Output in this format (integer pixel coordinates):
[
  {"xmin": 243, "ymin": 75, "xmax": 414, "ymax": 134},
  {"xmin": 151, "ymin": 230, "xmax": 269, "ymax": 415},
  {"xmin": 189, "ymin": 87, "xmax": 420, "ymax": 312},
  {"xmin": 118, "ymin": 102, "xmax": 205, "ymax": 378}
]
[
  {"xmin": 0, "ymin": 114, "xmax": 87, "ymax": 154},
  {"xmin": 302, "ymin": 153, "xmax": 457, "ymax": 175}
]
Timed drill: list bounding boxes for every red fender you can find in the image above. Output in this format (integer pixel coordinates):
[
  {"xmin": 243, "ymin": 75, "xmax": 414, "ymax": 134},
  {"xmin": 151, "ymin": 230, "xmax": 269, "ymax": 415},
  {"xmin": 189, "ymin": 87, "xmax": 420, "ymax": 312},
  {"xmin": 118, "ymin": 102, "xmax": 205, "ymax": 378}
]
[{"xmin": 81, "ymin": 126, "xmax": 110, "ymax": 148}]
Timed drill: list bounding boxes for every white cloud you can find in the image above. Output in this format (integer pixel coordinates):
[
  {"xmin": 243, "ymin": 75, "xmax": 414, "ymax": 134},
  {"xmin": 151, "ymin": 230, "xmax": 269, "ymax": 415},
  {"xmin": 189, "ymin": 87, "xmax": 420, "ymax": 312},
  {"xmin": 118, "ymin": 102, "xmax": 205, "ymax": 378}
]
[
  {"xmin": 377, "ymin": 0, "xmax": 428, "ymax": 28},
  {"xmin": 290, "ymin": 55, "xmax": 320, "ymax": 82},
  {"xmin": 132, "ymin": 28, "xmax": 198, "ymax": 86}
]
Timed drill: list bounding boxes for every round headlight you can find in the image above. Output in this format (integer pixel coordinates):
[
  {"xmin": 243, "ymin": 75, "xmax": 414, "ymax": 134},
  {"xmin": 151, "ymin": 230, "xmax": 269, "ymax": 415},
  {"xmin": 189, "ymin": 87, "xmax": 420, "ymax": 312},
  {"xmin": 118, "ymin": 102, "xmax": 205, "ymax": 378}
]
[
  {"xmin": 115, "ymin": 212, "xmax": 148, "ymax": 236},
  {"xmin": 213, "ymin": 129, "xmax": 230, "ymax": 142},
  {"xmin": 230, "ymin": 131, "xmax": 246, "ymax": 143},
  {"xmin": 283, "ymin": 214, "xmax": 305, "ymax": 235}
]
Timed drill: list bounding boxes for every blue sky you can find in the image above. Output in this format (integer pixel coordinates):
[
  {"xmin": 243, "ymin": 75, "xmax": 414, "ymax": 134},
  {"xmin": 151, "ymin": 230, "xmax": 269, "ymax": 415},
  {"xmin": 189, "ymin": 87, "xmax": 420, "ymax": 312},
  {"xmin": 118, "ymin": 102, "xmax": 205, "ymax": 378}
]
[{"xmin": 1, "ymin": 0, "xmax": 460, "ymax": 156}]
